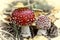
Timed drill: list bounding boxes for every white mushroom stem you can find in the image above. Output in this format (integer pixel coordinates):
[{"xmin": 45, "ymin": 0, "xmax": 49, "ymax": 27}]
[
  {"xmin": 37, "ymin": 29, "xmax": 47, "ymax": 36},
  {"xmin": 21, "ymin": 25, "xmax": 31, "ymax": 38}
]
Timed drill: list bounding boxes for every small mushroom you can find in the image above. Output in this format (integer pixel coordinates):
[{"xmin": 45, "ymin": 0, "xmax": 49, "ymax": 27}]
[{"xmin": 36, "ymin": 15, "xmax": 51, "ymax": 36}]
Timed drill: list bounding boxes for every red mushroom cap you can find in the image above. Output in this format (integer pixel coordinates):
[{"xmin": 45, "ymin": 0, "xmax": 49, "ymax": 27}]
[
  {"xmin": 36, "ymin": 15, "xmax": 51, "ymax": 29},
  {"xmin": 11, "ymin": 7, "xmax": 35, "ymax": 26}
]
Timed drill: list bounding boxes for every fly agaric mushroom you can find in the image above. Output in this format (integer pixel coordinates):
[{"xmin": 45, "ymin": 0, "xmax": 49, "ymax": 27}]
[
  {"xmin": 36, "ymin": 15, "xmax": 51, "ymax": 36},
  {"xmin": 11, "ymin": 7, "xmax": 35, "ymax": 38}
]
